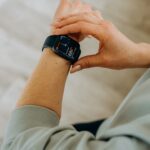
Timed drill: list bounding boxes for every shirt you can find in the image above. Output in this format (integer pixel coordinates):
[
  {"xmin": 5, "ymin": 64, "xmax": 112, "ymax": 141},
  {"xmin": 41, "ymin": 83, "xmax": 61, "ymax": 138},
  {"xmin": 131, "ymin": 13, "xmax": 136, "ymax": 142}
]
[{"xmin": 1, "ymin": 70, "xmax": 150, "ymax": 150}]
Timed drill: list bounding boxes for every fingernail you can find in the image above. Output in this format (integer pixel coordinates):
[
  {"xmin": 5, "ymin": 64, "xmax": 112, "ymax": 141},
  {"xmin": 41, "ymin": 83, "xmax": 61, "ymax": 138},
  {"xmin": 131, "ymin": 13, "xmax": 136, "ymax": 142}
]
[
  {"xmin": 87, "ymin": 35, "xmax": 92, "ymax": 38},
  {"xmin": 70, "ymin": 65, "xmax": 81, "ymax": 73}
]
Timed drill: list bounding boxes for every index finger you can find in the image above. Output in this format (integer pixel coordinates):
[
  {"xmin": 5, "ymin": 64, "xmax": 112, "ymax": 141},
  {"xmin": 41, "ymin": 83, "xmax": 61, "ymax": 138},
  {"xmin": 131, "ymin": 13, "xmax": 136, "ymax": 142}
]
[{"xmin": 54, "ymin": 21, "xmax": 105, "ymax": 41}]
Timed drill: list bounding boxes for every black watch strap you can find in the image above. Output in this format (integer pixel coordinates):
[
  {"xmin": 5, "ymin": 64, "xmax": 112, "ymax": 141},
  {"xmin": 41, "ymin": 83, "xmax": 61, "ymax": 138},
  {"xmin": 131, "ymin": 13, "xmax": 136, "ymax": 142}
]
[
  {"xmin": 42, "ymin": 35, "xmax": 81, "ymax": 64},
  {"xmin": 42, "ymin": 36, "xmax": 58, "ymax": 50}
]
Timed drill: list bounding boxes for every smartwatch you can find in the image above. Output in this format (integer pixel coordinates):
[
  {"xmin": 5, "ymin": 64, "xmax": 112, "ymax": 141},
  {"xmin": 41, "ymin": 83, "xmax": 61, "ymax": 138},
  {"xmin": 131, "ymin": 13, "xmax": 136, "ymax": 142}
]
[{"xmin": 42, "ymin": 35, "xmax": 81, "ymax": 64}]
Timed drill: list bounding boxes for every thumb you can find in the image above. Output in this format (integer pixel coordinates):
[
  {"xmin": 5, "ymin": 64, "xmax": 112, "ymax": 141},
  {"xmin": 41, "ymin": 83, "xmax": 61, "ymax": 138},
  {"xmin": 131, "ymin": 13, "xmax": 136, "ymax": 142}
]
[{"xmin": 70, "ymin": 54, "xmax": 100, "ymax": 73}]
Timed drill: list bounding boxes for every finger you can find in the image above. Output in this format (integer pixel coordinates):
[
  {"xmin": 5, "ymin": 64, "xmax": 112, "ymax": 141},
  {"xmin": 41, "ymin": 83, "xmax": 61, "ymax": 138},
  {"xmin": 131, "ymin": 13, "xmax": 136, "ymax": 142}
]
[
  {"xmin": 54, "ymin": 0, "xmax": 71, "ymax": 19},
  {"xmin": 70, "ymin": 54, "xmax": 100, "ymax": 73},
  {"xmin": 70, "ymin": 0, "xmax": 82, "ymax": 14},
  {"xmin": 58, "ymin": 3, "xmax": 91, "ymax": 20},
  {"xmin": 58, "ymin": 10, "xmax": 91, "ymax": 20},
  {"xmin": 60, "ymin": 0, "xmax": 70, "ymax": 5},
  {"xmin": 82, "ymin": 4, "xmax": 93, "ymax": 12},
  {"xmin": 54, "ymin": 22, "xmax": 104, "ymax": 41},
  {"xmin": 93, "ymin": 10, "xmax": 103, "ymax": 20},
  {"xmin": 74, "ymin": 0, "xmax": 82, "ymax": 7},
  {"xmin": 58, "ymin": 12, "xmax": 79, "ymax": 20},
  {"xmin": 54, "ymin": 13, "xmax": 101, "ymax": 28},
  {"xmin": 58, "ymin": 11, "xmax": 89, "ymax": 20}
]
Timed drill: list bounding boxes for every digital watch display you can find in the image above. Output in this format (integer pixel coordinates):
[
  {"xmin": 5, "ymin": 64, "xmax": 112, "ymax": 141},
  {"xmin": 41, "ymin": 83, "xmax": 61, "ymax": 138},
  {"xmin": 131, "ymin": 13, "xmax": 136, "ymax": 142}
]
[{"xmin": 42, "ymin": 35, "xmax": 81, "ymax": 64}]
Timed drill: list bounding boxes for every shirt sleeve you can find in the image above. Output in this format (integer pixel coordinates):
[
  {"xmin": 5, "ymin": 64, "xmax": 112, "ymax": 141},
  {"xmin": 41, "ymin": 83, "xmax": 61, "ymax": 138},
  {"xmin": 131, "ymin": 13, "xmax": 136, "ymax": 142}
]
[{"xmin": 1, "ymin": 105, "xmax": 149, "ymax": 150}]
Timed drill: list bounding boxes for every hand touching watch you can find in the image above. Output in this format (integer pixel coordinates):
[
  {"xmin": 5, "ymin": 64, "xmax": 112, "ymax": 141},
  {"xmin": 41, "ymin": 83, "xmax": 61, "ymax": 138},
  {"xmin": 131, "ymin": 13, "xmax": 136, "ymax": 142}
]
[
  {"xmin": 43, "ymin": 0, "xmax": 93, "ymax": 64},
  {"xmin": 53, "ymin": 11, "xmax": 150, "ymax": 72},
  {"xmin": 51, "ymin": 0, "xmax": 92, "ymax": 42}
]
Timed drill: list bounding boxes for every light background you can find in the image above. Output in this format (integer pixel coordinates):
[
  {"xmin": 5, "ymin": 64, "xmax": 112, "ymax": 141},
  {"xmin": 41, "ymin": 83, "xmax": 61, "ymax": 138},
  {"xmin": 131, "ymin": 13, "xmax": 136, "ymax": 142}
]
[{"xmin": 0, "ymin": 0, "xmax": 149, "ymax": 145}]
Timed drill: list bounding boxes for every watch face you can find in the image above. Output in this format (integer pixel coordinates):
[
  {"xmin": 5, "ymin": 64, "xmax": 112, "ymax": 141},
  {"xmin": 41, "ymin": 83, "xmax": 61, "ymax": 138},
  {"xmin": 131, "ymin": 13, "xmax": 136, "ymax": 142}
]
[{"xmin": 54, "ymin": 36, "xmax": 78, "ymax": 59}]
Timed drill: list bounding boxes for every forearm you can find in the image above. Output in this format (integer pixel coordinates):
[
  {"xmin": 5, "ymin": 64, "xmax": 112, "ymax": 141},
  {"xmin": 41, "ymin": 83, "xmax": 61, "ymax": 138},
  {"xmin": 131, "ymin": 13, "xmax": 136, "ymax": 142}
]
[{"xmin": 16, "ymin": 48, "xmax": 71, "ymax": 117}]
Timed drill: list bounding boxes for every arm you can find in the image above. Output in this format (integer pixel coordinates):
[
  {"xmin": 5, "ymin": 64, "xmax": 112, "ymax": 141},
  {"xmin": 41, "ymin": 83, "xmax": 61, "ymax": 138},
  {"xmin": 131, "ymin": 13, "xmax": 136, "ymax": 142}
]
[
  {"xmin": 16, "ymin": 48, "xmax": 70, "ymax": 117},
  {"xmin": 16, "ymin": 0, "xmax": 92, "ymax": 117},
  {"xmin": 2, "ymin": 2, "xmax": 150, "ymax": 150}
]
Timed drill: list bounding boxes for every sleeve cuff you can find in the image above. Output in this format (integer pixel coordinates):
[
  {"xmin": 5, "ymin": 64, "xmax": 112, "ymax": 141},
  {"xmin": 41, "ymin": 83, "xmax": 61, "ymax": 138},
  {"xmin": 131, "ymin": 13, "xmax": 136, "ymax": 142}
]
[{"xmin": 5, "ymin": 105, "xmax": 59, "ymax": 141}]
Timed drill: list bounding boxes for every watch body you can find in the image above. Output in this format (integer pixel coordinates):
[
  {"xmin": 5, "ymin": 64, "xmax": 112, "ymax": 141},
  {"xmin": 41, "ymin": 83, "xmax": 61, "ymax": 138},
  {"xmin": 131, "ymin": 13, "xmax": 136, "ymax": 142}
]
[{"xmin": 42, "ymin": 35, "xmax": 81, "ymax": 64}]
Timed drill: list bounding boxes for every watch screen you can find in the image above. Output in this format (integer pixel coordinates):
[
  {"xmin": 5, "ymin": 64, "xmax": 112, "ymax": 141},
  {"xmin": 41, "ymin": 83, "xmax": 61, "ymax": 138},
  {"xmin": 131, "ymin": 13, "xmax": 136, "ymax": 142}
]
[
  {"xmin": 54, "ymin": 36, "xmax": 78, "ymax": 58},
  {"xmin": 55, "ymin": 36, "xmax": 69, "ymax": 53}
]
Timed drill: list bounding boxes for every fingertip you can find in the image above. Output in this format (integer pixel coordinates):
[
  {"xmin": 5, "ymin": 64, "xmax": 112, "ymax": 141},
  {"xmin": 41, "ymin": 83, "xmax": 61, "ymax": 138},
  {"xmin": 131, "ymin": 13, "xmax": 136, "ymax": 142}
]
[
  {"xmin": 70, "ymin": 65, "xmax": 82, "ymax": 73},
  {"xmin": 70, "ymin": 69, "xmax": 75, "ymax": 74},
  {"xmin": 58, "ymin": 15, "xmax": 69, "ymax": 20},
  {"xmin": 57, "ymin": 16, "xmax": 64, "ymax": 20},
  {"xmin": 70, "ymin": 68, "xmax": 76, "ymax": 74}
]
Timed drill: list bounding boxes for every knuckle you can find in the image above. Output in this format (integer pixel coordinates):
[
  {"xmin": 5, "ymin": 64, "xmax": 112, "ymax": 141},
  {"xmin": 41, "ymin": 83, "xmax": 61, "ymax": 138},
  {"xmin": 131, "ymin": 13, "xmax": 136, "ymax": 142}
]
[
  {"xmin": 100, "ymin": 21, "xmax": 114, "ymax": 40},
  {"xmin": 83, "ymin": 62, "xmax": 90, "ymax": 68},
  {"xmin": 84, "ymin": 12, "xmax": 91, "ymax": 17},
  {"xmin": 101, "ymin": 20, "xmax": 113, "ymax": 30},
  {"xmin": 83, "ymin": 59, "xmax": 91, "ymax": 68}
]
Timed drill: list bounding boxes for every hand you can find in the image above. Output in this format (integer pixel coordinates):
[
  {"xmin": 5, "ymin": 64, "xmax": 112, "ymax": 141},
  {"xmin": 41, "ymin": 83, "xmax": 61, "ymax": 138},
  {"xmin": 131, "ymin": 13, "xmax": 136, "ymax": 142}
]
[
  {"xmin": 52, "ymin": 0, "xmax": 92, "ymax": 42},
  {"xmin": 53, "ymin": 11, "xmax": 143, "ymax": 73}
]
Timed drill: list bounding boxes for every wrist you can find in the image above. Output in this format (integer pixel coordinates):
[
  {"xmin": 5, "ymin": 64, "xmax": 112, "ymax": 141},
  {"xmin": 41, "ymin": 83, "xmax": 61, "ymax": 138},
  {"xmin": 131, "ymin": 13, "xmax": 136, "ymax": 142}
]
[
  {"xmin": 42, "ymin": 48, "xmax": 71, "ymax": 66},
  {"xmin": 42, "ymin": 35, "xmax": 81, "ymax": 64},
  {"xmin": 136, "ymin": 43, "xmax": 150, "ymax": 67},
  {"xmin": 17, "ymin": 49, "xmax": 70, "ymax": 117},
  {"xmin": 51, "ymin": 30, "xmax": 79, "ymax": 43},
  {"xmin": 128, "ymin": 43, "xmax": 150, "ymax": 68}
]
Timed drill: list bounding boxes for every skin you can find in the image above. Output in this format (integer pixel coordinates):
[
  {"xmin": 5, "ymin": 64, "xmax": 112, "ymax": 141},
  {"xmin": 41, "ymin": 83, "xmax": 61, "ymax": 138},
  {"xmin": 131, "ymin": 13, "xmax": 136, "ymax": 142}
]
[
  {"xmin": 16, "ymin": 0, "xmax": 93, "ymax": 117},
  {"xmin": 51, "ymin": 0, "xmax": 92, "ymax": 42},
  {"xmin": 53, "ymin": 12, "xmax": 150, "ymax": 72},
  {"xmin": 17, "ymin": 0, "xmax": 150, "ymax": 117}
]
